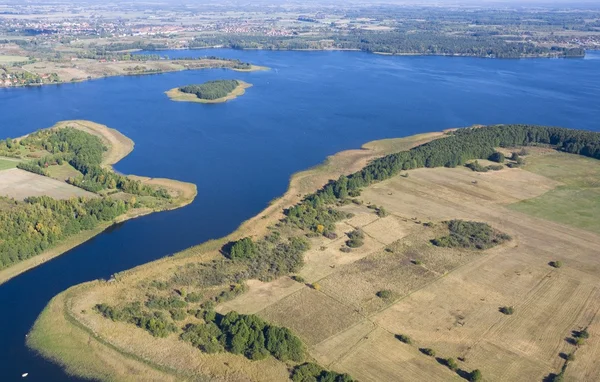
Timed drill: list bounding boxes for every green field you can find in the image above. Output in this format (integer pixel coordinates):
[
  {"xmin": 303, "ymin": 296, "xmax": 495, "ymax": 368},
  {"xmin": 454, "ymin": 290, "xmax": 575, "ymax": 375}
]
[
  {"xmin": 0, "ymin": 55, "xmax": 29, "ymax": 63},
  {"xmin": 509, "ymin": 151, "xmax": 600, "ymax": 234},
  {"xmin": 0, "ymin": 158, "xmax": 18, "ymax": 171}
]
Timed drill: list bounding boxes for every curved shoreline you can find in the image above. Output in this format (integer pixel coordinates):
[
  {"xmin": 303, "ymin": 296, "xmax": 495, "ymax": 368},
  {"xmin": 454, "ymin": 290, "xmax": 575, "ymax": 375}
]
[
  {"xmin": 165, "ymin": 80, "xmax": 252, "ymax": 104},
  {"xmin": 0, "ymin": 120, "xmax": 198, "ymax": 286},
  {"xmin": 26, "ymin": 130, "xmax": 445, "ymax": 381}
]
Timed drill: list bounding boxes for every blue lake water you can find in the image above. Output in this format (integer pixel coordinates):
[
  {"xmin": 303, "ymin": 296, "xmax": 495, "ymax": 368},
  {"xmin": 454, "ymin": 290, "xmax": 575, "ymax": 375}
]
[{"xmin": 0, "ymin": 49, "xmax": 599, "ymax": 381}]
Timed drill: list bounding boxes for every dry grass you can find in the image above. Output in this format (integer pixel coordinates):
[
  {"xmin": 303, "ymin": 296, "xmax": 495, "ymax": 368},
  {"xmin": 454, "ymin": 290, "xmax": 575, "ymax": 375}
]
[{"xmin": 166, "ymin": 81, "xmax": 252, "ymax": 104}]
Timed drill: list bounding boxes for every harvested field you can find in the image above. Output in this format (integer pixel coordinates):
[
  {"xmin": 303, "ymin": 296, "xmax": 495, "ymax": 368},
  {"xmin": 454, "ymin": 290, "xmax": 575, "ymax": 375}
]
[
  {"xmin": 0, "ymin": 168, "xmax": 96, "ymax": 200},
  {"xmin": 260, "ymin": 288, "xmax": 364, "ymax": 346}
]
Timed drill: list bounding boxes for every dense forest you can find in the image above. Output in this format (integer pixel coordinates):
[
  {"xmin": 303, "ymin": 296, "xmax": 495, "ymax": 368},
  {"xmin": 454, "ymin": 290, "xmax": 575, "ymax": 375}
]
[
  {"xmin": 189, "ymin": 32, "xmax": 584, "ymax": 59},
  {"xmin": 179, "ymin": 80, "xmax": 240, "ymax": 100},
  {"xmin": 0, "ymin": 196, "xmax": 129, "ymax": 269},
  {"xmin": 286, "ymin": 124, "xmax": 600, "ymax": 233},
  {"xmin": 12, "ymin": 127, "xmax": 169, "ymax": 197}
]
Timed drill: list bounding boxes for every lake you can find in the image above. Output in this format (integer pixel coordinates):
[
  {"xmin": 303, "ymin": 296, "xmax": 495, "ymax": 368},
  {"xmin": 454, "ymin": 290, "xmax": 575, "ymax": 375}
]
[{"xmin": 0, "ymin": 49, "xmax": 599, "ymax": 381}]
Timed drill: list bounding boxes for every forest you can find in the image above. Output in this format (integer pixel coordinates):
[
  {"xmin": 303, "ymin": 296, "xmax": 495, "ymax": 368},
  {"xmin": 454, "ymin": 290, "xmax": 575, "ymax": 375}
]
[
  {"xmin": 179, "ymin": 80, "xmax": 240, "ymax": 100},
  {"xmin": 0, "ymin": 196, "xmax": 129, "ymax": 269},
  {"xmin": 189, "ymin": 32, "xmax": 584, "ymax": 59}
]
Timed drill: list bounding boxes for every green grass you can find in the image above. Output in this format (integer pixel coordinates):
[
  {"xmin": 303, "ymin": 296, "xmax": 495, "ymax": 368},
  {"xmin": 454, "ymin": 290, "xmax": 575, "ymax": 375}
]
[
  {"xmin": 0, "ymin": 55, "xmax": 29, "ymax": 63},
  {"xmin": 508, "ymin": 152, "xmax": 600, "ymax": 234},
  {"xmin": 46, "ymin": 163, "xmax": 81, "ymax": 181},
  {"xmin": 0, "ymin": 158, "xmax": 18, "ymax": 171}
]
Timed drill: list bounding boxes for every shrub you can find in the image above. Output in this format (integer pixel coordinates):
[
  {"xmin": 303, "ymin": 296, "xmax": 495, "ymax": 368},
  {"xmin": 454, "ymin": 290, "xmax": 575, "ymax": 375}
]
[
  {"xmin": 575, "ymin": 337, "xmax": 585, "ymax": 346},
  {"xmin": 311, "ymin": 283, "xmax": 321, "ymax": 291},
  {"xmin": 411, "ymin": 259, "xmax": 423, "ymax": 265},
  {"xmin": 446, "ymin": 357, "xmax": 458, "ymax": 371},
  {"xmin": 549, "ymin": 261, "xmax": 563, "ymax": 268},
  {"xmin": 291, "ymin": 275, "xmax": 305, "ymax": 283},
  {"xmin": 499, "ymin": 306, "xmax": 514, "ymax": 315},
  {"xmin": 291, "ymin": 363, "xmax": 355, "ymax": 382},
  {"xmin": 420, "ymin": 348, "xmax": 435, "ymax": 357},
  {"xmin": 489, "ymin": 151, "xmax": 505, "ymax": 163},
  {"xmin": 146, "ymin": 295, "xmax": 187, "ymax": 310},
  {"xmin": 395, "ymin": 334, "xmax": 412, "ymax": 345},
  {"xmin": 469, "ymin": 369, "xmax": 482, "ymax": 382},
  {"xmin": 346, "ymin": 229, "xmax": 365, "ymax": 248},
  {"xmin": 170, "ymin": 309, "xmax": 187, "ymax": 321},
  {"xmin": 376, "ymin": 206, "xmax": 388, "ymax": 217},
  {"xmin": 566, "ymin": 352, "xmax": 575, "ymax": 361},
  {"xmin": 185, "ymin": 292, "xmax": 204, "ymax": 303},
  {"xmin": 575, "ymin": 328, "xmax": 590, "ymax": 339},
  {"xmin": 376, "ymin": 289, "xmax": 393, "ymax": 299},
  {"xmin": 340, "ymin": 246, "xmax": 352, "ymax": 253}
]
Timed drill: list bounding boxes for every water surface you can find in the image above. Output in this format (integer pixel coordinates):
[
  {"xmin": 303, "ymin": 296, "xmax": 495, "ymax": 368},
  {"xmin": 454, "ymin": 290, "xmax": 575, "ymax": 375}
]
[{"xmin": 0, "ymin": 49, "xmax": 599, "ymax": 381}]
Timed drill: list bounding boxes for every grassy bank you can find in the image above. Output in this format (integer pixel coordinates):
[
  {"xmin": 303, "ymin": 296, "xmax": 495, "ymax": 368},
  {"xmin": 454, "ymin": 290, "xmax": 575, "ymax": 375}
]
[{"xmin": 165, "ymin": 80, "xmax": 252, "ymax": 104}]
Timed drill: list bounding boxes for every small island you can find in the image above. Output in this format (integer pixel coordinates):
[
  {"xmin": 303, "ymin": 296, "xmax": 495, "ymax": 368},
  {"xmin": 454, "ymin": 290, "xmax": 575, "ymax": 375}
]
[{"xmin": 166, "ymin": 79, "xmax": 252, "ymax": 104}]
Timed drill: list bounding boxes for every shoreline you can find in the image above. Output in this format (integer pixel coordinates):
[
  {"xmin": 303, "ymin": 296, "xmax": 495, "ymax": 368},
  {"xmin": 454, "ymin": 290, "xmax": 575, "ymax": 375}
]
[
  {"xmin": 0, "ymin": 61, "xmax": 268, "ymax": 90},
  {"xmin": 165, "ymin": 80, "xmax": 252, "ymax": 104},
  {"xmin": 0, "ymin": 121, "xmax": 198, "ymax": 286},
  {"xmin": 26, "ymin": 130, "xmax": 446, "ymax": 381}
]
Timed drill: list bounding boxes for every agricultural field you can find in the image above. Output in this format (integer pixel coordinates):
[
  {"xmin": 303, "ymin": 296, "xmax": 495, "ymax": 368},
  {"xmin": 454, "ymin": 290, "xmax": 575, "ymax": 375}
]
[
  {"xmin": 222, "ymin": 151, "xmax": 600, "ymax": 381},
  {"xmin": 0, "ymin": 55, "xmax": 28, "ymax": 63},
  {"xmin": 508, "ymin": 150, "xmax": 600, "ymax": 234},
  {"xmin": 0, "ymin": 168, "xmax": 96, "ymax": 200},
  {"xmin": 27, "ymin": 133, "xmax": 600, "ymax": 382}
]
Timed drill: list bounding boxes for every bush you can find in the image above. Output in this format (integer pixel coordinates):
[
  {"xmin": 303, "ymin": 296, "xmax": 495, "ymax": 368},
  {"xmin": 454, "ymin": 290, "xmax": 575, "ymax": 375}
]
[
  {"xmin": 499, "ymin": 306, "xmax": 515, "ymax": 315},
  {"xmin": 489, "ymin": 151, "xmax": 505, "ymax": 163},
  {"xmin": 311, "ymin": 283, "xmax": 321, "ymax": 291},
  {"xmin": 395, "ymin": 334, "xmax": 412, "ymax": 345},
  {"xmin": 146, "ymin": 295, "xmax": 187, "ymax": 310},
  {"xmin": 376, "ymin": 206, "xmax": 388, "ymax": 217},
  {"xmin": 291, "ymin": 275, "xmax": 305, "ymax": 283},
  {"xmin": 346, "ymin": 229, "xmax": 365, "ymax": 248},
  {"xmin": 340, "ymin": 246, "xmax": 352, "ymax": 253},
  {"xmin": 469, "ymin": 369, "xmax": 482, "ymax": 382},
  {"xmin": 446, "ymin": 357, "xmax": 458, "ymax": 371},
  {"xmin": 170, "ymin": 309, "xmax": 187, "ymax": 321},
  {"xmin": 185, "ymin": 292, "xmax": 204, "ymax": 303},
  {"xmin": 566, "ymin": 352, "xmax": 575, "ymax": 361},
  {"xmin": 376, "ymin": 290, "xmax": 393, "ymax": 299},
  {"xmin": 432, "ymin": 220, "xmax": 511, "ymax": 250},
  {"xmin": 574, "ymin": 328, "xmax": 590, "ymax": 339},
  {"xmin": 291, "ymin": 363, "xmax": 355, "ymax": 382},
  {"xmin": 420, "ymin": 348, "xmax": 435, "ymax": 357},
  {"xmin": 549, "ymin": 261, "xmax": 563, "ymax": 268},
  {"xmin": 224, "ymin": 237, "xmax": 257, "ymax": 260}
]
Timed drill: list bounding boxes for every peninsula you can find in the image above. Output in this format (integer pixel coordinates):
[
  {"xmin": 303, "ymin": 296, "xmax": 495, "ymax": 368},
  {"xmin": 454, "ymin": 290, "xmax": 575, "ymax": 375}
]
[
  {"xmin": 0, "ymin": 121, "xmax": 197, "ymax": 285},
  {"xmin": 28, "ymin": 125, "xmax": 600, "ymax": 382},
  {"xmin": 166, "ymin": 79, "xmax": 252, "ymax": 104}
]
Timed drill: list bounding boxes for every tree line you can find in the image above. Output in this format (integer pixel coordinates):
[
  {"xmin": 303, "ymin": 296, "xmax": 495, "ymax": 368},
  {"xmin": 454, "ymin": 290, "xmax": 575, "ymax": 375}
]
[
  {"xmin": 285, "ymin": 124, "xmax": 600, "ymax": 234},
  {"xmin": 188, "ymin": 33, "xmax": 584, "ymax": 59}
]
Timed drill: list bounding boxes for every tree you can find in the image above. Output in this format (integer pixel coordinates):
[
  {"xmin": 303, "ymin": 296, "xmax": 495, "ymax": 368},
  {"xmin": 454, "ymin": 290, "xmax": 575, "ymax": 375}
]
[
  {"xmin": 488, "ymin": 151, "xmax": 505, "ymax": 163},
  {"xmin": 469, "ymin": 369, "xmax": 482, "ymax": 382},
  {"xmin": 446, "ymin": 358, "xmax": 458, "ymax": 371}
]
